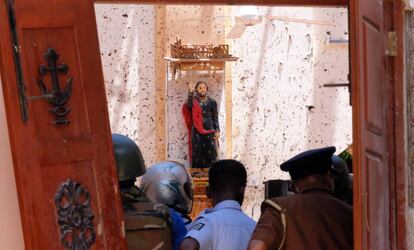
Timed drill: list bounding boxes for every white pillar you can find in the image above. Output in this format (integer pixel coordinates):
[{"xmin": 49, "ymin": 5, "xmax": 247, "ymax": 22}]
[{"xmin": 0, "ymin": 76, "xmax": 25, "ymax": 249}]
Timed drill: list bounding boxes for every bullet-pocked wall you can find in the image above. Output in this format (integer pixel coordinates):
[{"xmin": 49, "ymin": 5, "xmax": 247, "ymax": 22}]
[
  {"xmin": 95, "ymin": 4, "xmax": 351, "ymax": 219},
  {"xmin": 405, "ymin": 11, "xmax": 414, "ymax": 249},
  {"xmin": 230, "ymin": 7, "xmax": 350, "ymax": 218},
  {"xmin": 95, "ymin": 4, "xmax": 158, "ymax": 165}
]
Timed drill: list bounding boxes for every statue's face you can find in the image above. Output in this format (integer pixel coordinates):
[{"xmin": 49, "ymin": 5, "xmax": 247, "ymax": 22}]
[{"xmin": 196, "ymin": 82, "xmax": 207, "ymax": 97}]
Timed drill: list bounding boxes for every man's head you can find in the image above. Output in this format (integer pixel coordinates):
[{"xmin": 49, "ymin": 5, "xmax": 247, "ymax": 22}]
[
  {"xmin": 112, "ymin": 134, "xmax": 146, "ymax": 189},
  {"xmin": 280, "ymin": 146, "xmax": 336, "ymax": 192},
  {"xmin": 195, "ymin": 81, "xmax": 208, "ymax": 98},
  {"xmin": 208, "ymin": 159, "xmax": 247, "ymax": 206}
]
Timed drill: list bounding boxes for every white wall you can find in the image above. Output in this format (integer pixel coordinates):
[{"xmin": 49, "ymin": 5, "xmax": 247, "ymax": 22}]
[
  {"xmin": 405, "ymin": 11, "xmax": 414, "ymax": 249},
  {"xmin": 95, "ymin": 4, "xmax": 158, "ymax": 165},
  {"xmin": 230, "ymin": 6, "xmax": 351, "ymax": 218},
  {"xmin": 0, "ymin": 77, "xmax": 25, "ymax": 249}
]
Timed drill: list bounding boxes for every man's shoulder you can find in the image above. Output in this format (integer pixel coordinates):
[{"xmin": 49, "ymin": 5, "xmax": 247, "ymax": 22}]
[
  {"xmin": 123, "ymin": 197, "xmax": 170, "ymax": 215},
  {"xmin": 260, "ymin": 195, "xmax": 309, "ymax": 213},
  {"xmin": 241, "ymin": 212, "xmax": 257, "ymax": 228},
  {"xmin": 186, "ymin": 214, "xmax": 213, "ymax": 240},
  {"xmin": 297, "ymin": 192, "xmax": 353, "ymax": 211},
  {"xmin": 225, "ymin": 209, "xmax": 256, "ymax": 224},
  {"xmin": 326, "ymin": 195, "xmax": 353, "ymax": 212},
  {"xmin": 265, "ymin": 196, "xmax": 294, "ymax": 206},
  {"xmin": 194, "ymin": 207, "xmax": 229, "ymax": 220},
  {"xmin": 263, "ymin": 193, "xmax": 352, "ymax": 215},
  {"xmin": 122, "ymin": 192, "xmax": 152, "ymax": 212},
  {"xmin": 190, "ymin": 210, "xmax": 211, "ymax": 225},
  {"xmin": 189, "ymin": 215, "xmax": 210, "ymax": 229},
  {"xmin": 205, "ymin": 206, "xmax": 256, "ymax": 228}
]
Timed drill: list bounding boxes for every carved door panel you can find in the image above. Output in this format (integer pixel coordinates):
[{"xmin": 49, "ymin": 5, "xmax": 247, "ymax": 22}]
[
  {"xmin": 350, "ymin": 0, "xmax": 392, "ymax": 249},
  {"xmin": 0, "ymin": 0, "xmax": 126, "ymax": 249}
]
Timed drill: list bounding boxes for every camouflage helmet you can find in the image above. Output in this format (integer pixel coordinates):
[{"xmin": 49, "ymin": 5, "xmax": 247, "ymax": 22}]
[
  {"xmin": 112, "ymin": 134, "xmax": 146, "ymax": 181},
  {"xmin": 140, "ymin": 161, "xmax": 193, "ymax": 214}
]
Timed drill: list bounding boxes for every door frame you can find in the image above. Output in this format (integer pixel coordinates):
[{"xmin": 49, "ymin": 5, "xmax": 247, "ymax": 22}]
[
  {"xmin": 391, "ymin": 1, "xmax": 406, "ymax": 249},
  {"xmin": 95, "ymin": 0, "xmax": 406, "ymax": 248}
]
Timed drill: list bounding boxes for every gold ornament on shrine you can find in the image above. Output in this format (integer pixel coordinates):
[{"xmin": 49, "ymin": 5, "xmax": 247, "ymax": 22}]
[
  {"xmin": 165, "ymin": 38, "xmax": 238, "ymax": 79},
  {"xmin": 171, "ymin": 38, "xmax": 233, "ymax": 59}
]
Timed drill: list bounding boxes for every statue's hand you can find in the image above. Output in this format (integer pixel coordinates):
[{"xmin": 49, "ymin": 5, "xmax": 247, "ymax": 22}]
[
  {"xmin": 214, "ymin": 131, "xmax": 220, "ymax": 139},
  {"xmin": 187, "ymin": 82, "xmax": 195, "ymax": 93}
]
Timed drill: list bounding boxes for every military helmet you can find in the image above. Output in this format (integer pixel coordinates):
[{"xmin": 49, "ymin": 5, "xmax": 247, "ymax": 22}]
[
  {"xmin": 112, "ymin": 134, "xmax": 146, "ymax": 181},
  {"xmin": 140, "ymin": 161, "xmax": 193, "ymax": 214}
]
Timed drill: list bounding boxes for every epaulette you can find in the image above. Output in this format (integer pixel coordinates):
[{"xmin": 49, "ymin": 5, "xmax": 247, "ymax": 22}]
[{"xmin": 264, "ymin": 199, "xmax": 287, "ymax": 250}]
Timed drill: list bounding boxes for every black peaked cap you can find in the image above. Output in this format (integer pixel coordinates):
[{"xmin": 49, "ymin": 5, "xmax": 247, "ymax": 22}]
[{"xmin": 280, "ymin": 146, "xmax": 336, "ymax": 180}]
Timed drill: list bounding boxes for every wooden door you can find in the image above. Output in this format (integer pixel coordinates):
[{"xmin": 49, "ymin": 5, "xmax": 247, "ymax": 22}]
[
  {"xmin": 0, "ymin": 0, "xmax": 126, "ymax": 249},
  {"xmin": 350, "ymin": 0, "xmax": 393, "ymax": 249}
]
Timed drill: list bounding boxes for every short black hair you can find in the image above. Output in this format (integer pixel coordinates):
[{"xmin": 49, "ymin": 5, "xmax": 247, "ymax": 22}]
[{"xmin": 209, "ymin": 159, "xmax": 247, "ymax": 193}]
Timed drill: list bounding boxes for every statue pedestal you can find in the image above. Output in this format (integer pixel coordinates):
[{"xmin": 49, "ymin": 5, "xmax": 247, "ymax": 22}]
[{"xmin": 189, "ymin": 168, "xmax": 212, "ymax": 219}]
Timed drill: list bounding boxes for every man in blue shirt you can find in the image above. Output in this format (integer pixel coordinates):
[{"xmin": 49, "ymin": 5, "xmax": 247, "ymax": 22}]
[
  {"xmin": 170, "ymin": 207, "xmax": 188, "ymax": 250},
  {"xmin": 180, "ymin": 159, "xmax": 256, "ymax": 250}
]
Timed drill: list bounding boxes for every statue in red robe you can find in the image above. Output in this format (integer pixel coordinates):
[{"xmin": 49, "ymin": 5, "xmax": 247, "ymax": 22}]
[{"xmin": 182, "ymin": 81, "xmax": 220, "ymax": 168}]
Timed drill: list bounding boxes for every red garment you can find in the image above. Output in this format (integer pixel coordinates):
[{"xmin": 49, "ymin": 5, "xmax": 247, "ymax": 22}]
[{"xmin": 182, "ymin": 98, "xmax": 216, "ymax": 162}]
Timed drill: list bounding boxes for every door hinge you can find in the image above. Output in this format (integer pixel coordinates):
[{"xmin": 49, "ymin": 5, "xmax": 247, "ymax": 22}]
[
  {"xmin": 386, "ymin": 31, "xmax": 398, "ymax": 56},
  {"xmin": 6, "ymin": 0, "xmax": 73, "ymax": 125},
  {"xmin": 6, "ymin": 0, "xmax": 28, "ymax": 122}
]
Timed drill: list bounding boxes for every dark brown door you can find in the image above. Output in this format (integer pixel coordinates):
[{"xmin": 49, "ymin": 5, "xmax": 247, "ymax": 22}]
[
  {"xmin": 350, "ymin": 0, "xmax": 392, "ymax": 249},
  {"xmin": 0, "ymin": 0, "xmax": 126, "ymax": 249}
]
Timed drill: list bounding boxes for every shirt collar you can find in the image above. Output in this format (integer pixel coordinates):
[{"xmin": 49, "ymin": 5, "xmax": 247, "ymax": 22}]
[{"xmin": 214, "ymin": 200, "xmax": 242, "ymax": 210}]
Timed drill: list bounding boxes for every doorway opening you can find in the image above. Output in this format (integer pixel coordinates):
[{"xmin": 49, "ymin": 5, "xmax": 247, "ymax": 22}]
[{"xmin": 94, "ymin": 3, "xmax": 352, "ymax": 219}]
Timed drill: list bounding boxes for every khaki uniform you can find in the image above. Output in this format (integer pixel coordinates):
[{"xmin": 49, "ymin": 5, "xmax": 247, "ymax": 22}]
[
  {"xmin": 250, "ymin": 182, "xmax": 353, "ymax": 250},
  {"xmin": 122, "ymin": 186, "xmax": 173, "ymax": 250}
]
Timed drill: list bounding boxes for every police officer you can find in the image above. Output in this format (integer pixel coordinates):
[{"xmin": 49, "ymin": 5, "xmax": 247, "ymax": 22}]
[
  {"xmin": 248, "ymin": 146, "xmax": 353, "ymax": 250},
  {"xmin": 112, "ymin": 134, "xmax": 187, "ymax": 250},
  {"xmin": 180, "ymin": 159, "xmax": 256, "ymax": 250}
]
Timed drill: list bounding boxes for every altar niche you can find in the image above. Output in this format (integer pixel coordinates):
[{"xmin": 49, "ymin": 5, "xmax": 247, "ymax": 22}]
[{"xmin": 165, "ymin": 38, "xmax": 238, "ymax": 168}]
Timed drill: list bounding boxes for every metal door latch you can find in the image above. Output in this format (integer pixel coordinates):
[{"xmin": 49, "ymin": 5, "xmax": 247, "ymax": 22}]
[{"xmin": 323, "ymin": 83, "xmax": 350, "ymax": 87}]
